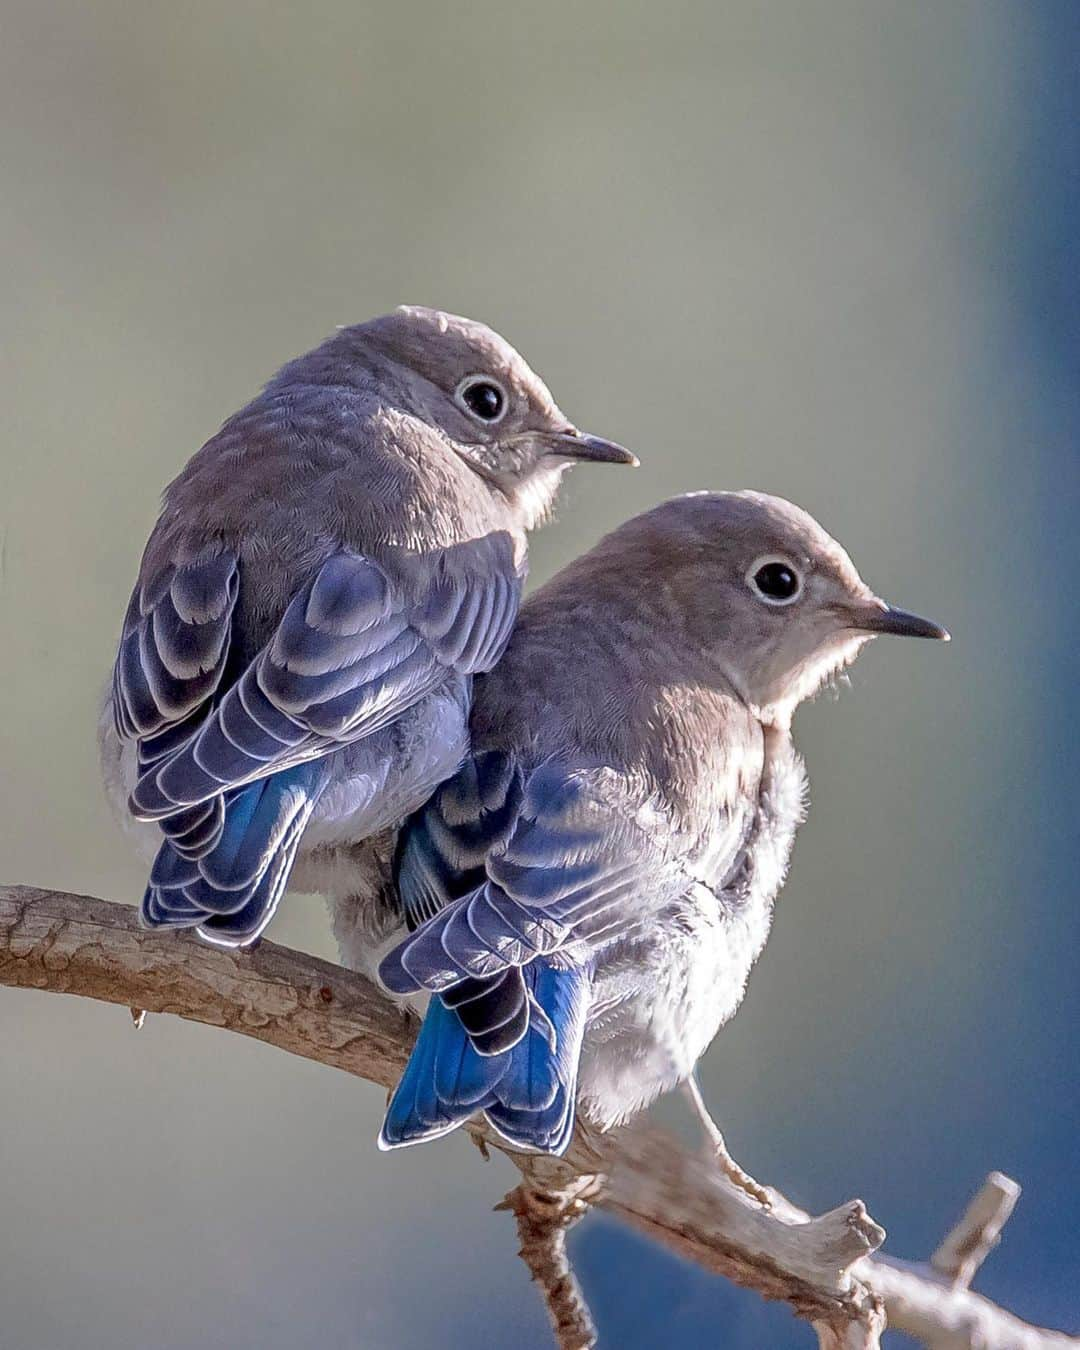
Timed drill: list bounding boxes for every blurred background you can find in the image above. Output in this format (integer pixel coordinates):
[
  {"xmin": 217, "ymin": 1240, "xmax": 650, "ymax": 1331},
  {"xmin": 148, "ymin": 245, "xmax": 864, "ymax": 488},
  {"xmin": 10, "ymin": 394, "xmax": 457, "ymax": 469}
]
[{"xmin": 1, "ymin": 1, "xmax": 1077, "ymax": 1346}]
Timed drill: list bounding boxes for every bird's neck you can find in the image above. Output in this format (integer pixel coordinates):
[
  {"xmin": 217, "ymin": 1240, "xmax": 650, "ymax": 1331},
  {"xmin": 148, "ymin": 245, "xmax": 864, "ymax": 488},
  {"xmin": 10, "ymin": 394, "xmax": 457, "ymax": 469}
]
[{"xmin": 503, "ymin": 461, "xmax": 570, "ymax": 533}]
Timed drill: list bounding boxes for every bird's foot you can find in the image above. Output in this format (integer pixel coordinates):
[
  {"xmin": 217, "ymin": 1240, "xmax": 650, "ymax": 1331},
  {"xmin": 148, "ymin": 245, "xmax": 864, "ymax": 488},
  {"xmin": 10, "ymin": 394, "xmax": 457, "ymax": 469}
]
[
  {"xmin": 704, "ymin": 1140, "xmax": 772, "ymax": 1209},
  {"xmin": 683, "ymin": 1075, "xmax": 771, "ymax": 1208}
]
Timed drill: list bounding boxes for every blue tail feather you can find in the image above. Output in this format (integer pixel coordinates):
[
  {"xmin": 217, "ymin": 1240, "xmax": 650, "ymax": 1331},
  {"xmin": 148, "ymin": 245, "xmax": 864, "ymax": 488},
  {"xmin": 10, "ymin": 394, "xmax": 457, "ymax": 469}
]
[
  {"xmin": 484, "ymin": 1089, "xmax": 575, "ymax": 1155},
  {"xmin": 140, "ymin": 761, "xmax": 328, "ymax": 947},
  {"xmin": 379, "ymin": 962, "xmax": 589, "ymax": 1154}
]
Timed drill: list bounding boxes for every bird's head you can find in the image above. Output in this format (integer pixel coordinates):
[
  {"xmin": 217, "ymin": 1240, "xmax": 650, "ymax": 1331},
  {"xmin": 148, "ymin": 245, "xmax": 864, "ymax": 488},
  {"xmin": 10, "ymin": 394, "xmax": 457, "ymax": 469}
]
[
  {"xmin": 615, "ymin": 491, "xmax": 949, "ymax": 727},
  {"xmin": 342, "ymin": 306, "xmax": 636, "ymax": 527}
]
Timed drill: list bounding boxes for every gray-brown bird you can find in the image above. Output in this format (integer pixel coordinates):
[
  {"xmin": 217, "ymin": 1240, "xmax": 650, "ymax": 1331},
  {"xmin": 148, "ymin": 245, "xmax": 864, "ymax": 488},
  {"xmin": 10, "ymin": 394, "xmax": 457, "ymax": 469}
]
[
  {"xmin": 99, "ymin": 307, "xmax": 633, "ymax": 947},
  {"xmin": 374, "ymin": 492, "xmax": 948, "ymax": 1198}
]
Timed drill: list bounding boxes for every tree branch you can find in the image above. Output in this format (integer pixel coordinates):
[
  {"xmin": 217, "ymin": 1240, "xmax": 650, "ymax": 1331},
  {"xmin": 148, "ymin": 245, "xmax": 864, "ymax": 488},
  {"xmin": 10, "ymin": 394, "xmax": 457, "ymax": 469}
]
[
  {"xmin": 2, "ymin": 885, "xmax": 1075, "ymax": 1349},
  {"xmin": 497, "ymin": 1178, "xmax": 601, "ymax": 1350},
  {"xmin": 931, "ymin": 1172, "xmax": 1021, "ymax": 1288}
]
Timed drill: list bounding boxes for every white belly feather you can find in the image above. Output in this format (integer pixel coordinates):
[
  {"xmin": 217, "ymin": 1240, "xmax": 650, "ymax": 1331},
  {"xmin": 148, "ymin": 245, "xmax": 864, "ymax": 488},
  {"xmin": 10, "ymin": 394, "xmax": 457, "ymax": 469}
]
[{"xmin": 577, "ymin": 739, "xmax": 807, "ymax": 1129}]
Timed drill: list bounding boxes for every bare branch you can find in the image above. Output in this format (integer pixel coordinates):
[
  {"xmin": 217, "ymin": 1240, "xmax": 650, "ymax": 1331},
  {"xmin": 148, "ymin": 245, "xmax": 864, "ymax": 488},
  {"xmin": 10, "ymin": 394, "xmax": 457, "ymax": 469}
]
[
  {"xmin": 869, "ymin": 1257, "xmax": 1077, "ymax": 1350},
  {"xmin": 497, "ymin": 1178, "xmax": 601, "ymax": 1350},
  {"xmin": 2, "ymin": 884, "xmax": 1076, "ymax": 1350},
  {"xmin": 931, "ymin": 1172, "xmax": 1021, "ymax": 1288}
]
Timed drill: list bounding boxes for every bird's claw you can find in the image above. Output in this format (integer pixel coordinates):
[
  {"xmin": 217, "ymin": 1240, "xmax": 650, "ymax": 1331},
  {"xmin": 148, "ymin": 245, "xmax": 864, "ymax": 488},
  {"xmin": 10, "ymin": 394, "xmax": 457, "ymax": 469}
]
[
  {"xmin": 723, "ymin": 1162, "xmax": 772, "ymax": 1210},
  {"xmin": 705, "ymin": 1145, "xmax": 772, "ymax": 1209}
]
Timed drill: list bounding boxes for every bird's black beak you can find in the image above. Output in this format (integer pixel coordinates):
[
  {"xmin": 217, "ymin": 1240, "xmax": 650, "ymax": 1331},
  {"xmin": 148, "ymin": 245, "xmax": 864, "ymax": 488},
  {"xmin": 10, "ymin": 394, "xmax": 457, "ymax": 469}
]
[
  {"xmin": 548, "ymin": 429, "xmax": 639, "ymax": 467},
  {"xmin": 852, "ymin": 600, "xmax": 950, "ymax": 641}
]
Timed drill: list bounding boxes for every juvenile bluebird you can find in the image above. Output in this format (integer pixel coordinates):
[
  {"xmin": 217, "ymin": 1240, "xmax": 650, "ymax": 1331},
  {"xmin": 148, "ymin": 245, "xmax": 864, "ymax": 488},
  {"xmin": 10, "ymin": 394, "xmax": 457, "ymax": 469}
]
[
  {"xmin": 99, "ymin": 307, "xmax": 633, "ymax": 948},
  {"xmin": 377, "ymin": 492, "xmax": 948, "ymax": 1197}
]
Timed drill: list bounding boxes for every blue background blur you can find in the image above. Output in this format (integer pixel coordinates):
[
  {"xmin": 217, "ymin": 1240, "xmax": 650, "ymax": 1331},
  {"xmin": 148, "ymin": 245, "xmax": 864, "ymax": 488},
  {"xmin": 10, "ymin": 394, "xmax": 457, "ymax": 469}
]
[{"xmin": 1, "ymin": 2, "xmax": 1076, "ymax": 1346}]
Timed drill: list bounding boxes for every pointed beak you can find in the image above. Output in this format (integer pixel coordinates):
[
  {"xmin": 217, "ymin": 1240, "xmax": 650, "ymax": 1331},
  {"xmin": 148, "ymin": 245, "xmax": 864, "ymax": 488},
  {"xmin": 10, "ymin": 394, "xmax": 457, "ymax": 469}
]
[
  {"xmin": 548, "ymin": 429, "xmax": 639, "ymax": 467},
  {"xmin": 850, "ymin": 600, "xmax": 951, "ymax": 642}
]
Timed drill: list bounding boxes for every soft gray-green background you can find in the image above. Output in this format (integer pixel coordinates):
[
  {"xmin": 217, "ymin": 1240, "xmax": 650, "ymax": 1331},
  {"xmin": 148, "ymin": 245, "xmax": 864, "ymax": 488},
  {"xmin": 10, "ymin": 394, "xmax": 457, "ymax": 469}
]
[{"xmin": 2, "ymin": 2, "xmax": 1077, "ymax": 1346}]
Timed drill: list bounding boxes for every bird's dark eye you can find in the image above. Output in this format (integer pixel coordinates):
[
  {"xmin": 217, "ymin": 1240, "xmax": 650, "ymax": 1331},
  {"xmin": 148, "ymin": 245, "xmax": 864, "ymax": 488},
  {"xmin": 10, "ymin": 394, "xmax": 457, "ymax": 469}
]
[
  {"xmin": 456, "ymin": 375, "xmax": 507, "ymax": 423},
  {"xmin": 748, "ymin": 557, "xmax": 802, "ymax": 605}
]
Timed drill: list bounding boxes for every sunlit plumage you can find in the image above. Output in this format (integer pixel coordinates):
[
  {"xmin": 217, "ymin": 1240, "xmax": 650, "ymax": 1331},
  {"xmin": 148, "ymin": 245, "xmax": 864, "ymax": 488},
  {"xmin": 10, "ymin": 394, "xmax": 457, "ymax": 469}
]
[
  {"xmin": 99, "ymin": 306, "xmax": 632, "ymax": 947},
  {"xmin": 376, "ymin": 492, "xmax": 948, "ymax": 1163}
]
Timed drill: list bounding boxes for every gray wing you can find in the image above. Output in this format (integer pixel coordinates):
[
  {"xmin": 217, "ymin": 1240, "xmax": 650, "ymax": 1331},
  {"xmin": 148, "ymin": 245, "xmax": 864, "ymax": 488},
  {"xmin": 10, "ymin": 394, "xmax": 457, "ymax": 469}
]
[
  {"xmin": 112, "ymin": 550, "xmax": 240, "ymax": 769},
  {"xmin": 394, "ymin": 748, "xmax": 526, "ymax": 930},
  {"xmin": 381, "ymin": 758, "xmax": 699, "ymax": 994},
  {"xmin": 119, "ymin": 534, "xmax": 522, "ymax": 821}
]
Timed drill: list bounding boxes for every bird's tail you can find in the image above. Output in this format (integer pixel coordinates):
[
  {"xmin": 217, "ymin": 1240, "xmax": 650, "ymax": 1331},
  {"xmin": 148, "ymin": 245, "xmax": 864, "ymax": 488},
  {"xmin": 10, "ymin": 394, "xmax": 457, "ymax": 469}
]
[
  {"xmin": 379, "ymin": 961, "xmax": 589, "ymax": 1154},
  {"xmin": 140, "ymin": 761, "xmax": 329, "ymax": 947}
]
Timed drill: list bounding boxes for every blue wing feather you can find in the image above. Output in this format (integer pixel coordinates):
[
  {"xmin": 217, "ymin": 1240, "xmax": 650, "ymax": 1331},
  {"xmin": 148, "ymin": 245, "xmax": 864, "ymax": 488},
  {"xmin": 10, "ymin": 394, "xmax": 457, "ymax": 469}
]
[
  {"xmin": 380, "ymin": 747, "xmax": 752, "ymax": 1154},
  {"xmin": 381, "ymin": 758, "xmax": 681, "ymax": 996},
  {"xmin": 120, "ymin": 536, "xmax": 521, "ymax": 947},
  {"xmin": 113, "ymin": 553, "xmax": 239, "ymax": 741},
  {"xmin": 395, "ymin": 750, "xmax": 523, "ymax": 930},
  {"xmin": 378, "ymin": 752, "xmax": 698, "ymax": 1154},
  {"xmin": 128, "ymin": 546, "xmax": 520, "ymax": 821}
]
